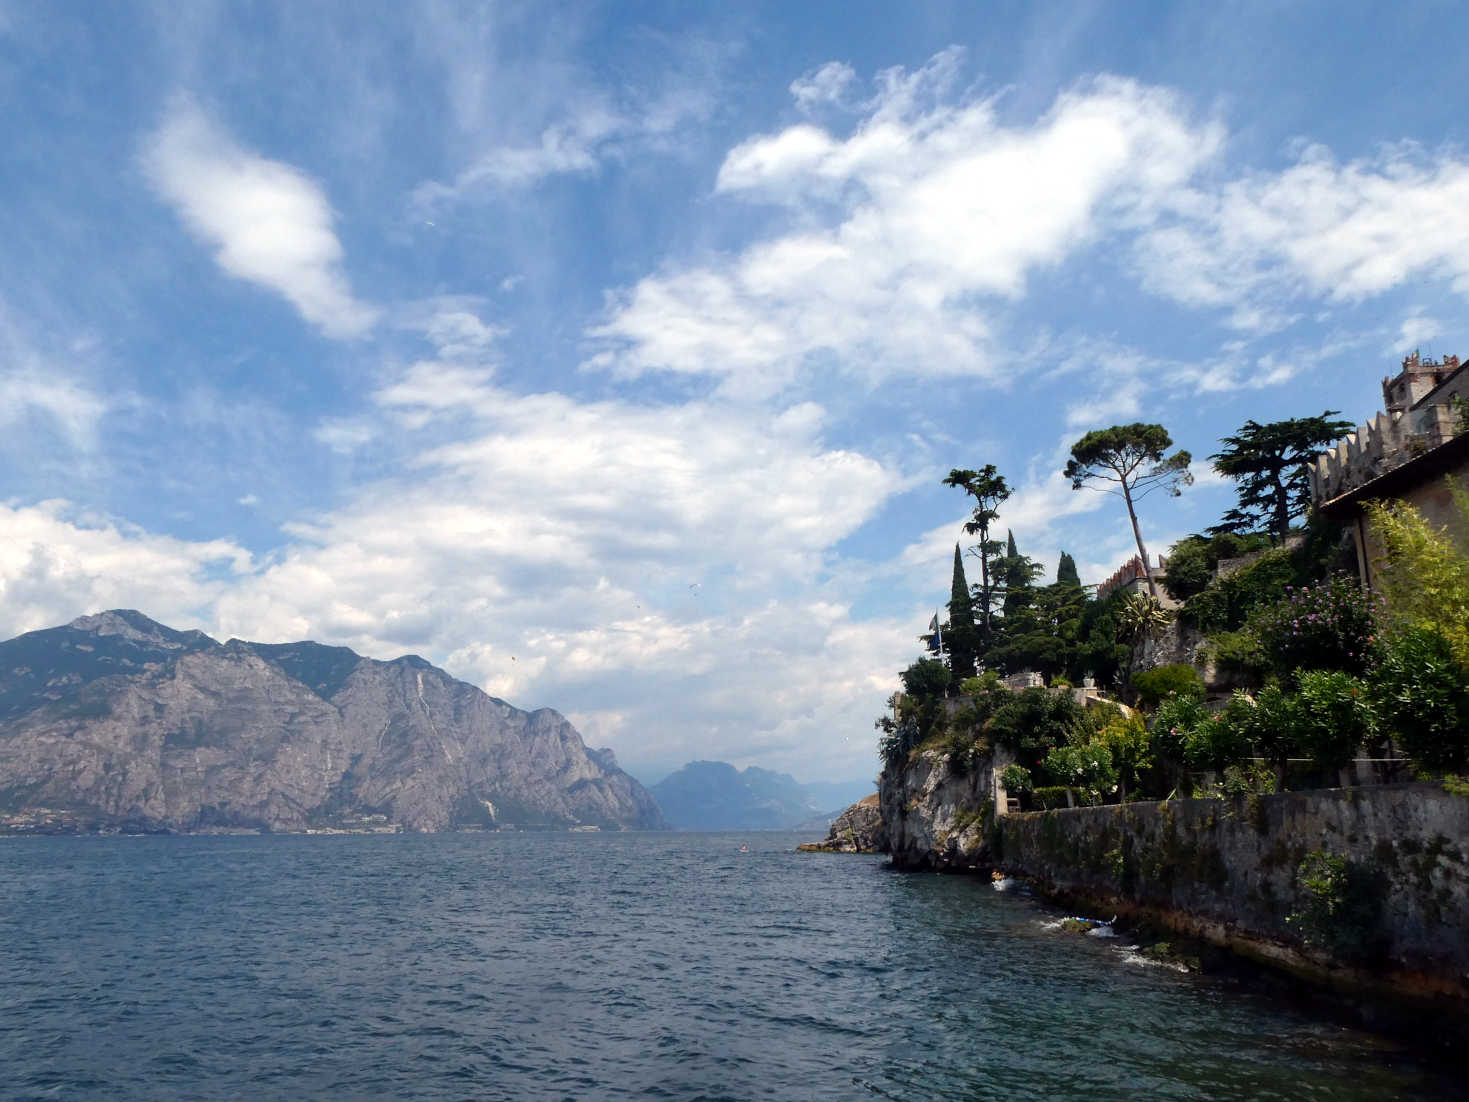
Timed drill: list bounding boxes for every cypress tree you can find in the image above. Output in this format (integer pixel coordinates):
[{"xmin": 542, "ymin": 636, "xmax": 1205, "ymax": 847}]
[
  {"xmin": 1001, "ymin": 530, "xmax": 1031, "ymax": 618},
  {"xmin": 1057, "ymin": 551, "xmax": 1081, "ymax": 588},
  {"xmin": 948, "ymin": 543, "xmax": 977, "ymax": 681}
]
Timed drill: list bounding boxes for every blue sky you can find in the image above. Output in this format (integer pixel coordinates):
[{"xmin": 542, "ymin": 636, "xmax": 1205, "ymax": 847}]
[{"xmin": 3, "ymin": 2, "xmax": 1468, "ymax": 785}]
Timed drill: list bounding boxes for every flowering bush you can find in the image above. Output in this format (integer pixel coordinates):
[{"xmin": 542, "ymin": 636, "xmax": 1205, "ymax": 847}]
[
  {"xmin": 1041, "ymin": 743, "xmax": 1118, "ymax": 806},
  {"xmin": 1247, "ymin": 574, "xmax": 1380, "ymax": 676}
]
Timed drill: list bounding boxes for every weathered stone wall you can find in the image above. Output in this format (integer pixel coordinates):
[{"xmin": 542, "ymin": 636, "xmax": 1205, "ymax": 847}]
[{"xmin": 996, "ymin": 783, "xmax": 1469, "ymax": 999}]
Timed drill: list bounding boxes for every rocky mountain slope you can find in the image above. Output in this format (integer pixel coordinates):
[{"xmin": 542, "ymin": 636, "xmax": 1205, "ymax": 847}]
[
  {"xmin": 0, "ymin": 610, "xmax": 666, "ymax": 833},
  {"xmin": 650, "ymin": 760, "xmax": 834, "ymax": 830}
]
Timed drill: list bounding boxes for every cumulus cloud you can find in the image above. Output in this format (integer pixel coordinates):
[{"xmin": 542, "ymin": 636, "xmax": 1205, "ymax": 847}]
[
  {"xmin": 141, "ymin": 101, "xmax": 377, "ymax": 338},
  {"xmin": 589, "ymin": 56, "xmax": 1223, "ymax": 395},
  {"xmin": 0, "ymin": 500, "xmax": 251, "ymax": 636},
  {"xmin": 1135, "ymin": 143, "xmax": 1469, "ymax": 330},
  {"xmin": 150, "ymin": 363, "xmax": 915, "ymax": 778}
]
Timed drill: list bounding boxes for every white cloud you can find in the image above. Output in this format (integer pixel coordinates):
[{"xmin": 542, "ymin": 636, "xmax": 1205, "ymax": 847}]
[
  {"xmin": 790, "ymin": 61, "xmax": 857, "ymax": 114},
  {"xmin": 590, "ymin": 58, "xmax": 1222, "ymax": 395},
  {"xmin": 141, "ymin": 101, "xmax": 377, "ymax": 339},
  {"xmin": 0, "ymin": 302, "xmax": 110, "ymax": 448},
  {"xmin": 0, "ymin": 500, "xmax": 252, "ymax": 637},
  {"xmin": 143, "ymin": 366, "xmax": 915, "ymax": 778},
  {"xmin": 1396, "ymin": 314, "xmax": 1442, "ymax": 352},
  {"xmin": 1135, "ymin": 144, "xmax": 1469, "ymax": 329}
]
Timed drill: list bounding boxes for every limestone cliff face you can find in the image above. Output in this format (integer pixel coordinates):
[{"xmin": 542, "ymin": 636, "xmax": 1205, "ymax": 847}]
[
  {"xmin": 879, "ymin": 749, "xmax": 1000, "ymax": 871},
  {"xmin": 0, "ymin": 611, "xmax": 667, "ymax": 833},
  {"xmin": 798, "ymin": 793, "xmax": 885, "ymax": 853}
]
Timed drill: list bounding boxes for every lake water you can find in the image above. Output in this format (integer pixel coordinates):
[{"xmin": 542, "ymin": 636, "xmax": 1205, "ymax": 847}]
[{"xmin": 0, "ymin": 831, "xmax": 1457, "ymax": 1100}]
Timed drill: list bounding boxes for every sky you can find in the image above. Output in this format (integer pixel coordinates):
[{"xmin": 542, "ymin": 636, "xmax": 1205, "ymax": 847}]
[{"xmin": 3, "ymin": 2, "xmax": 1468, "ymax": 786}]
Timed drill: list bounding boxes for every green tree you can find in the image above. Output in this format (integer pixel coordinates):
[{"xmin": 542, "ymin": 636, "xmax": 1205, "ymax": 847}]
[
  {"xmin": 943, "ymin": 465, "xmax": 1012, "ymax": 642},
  {"xmin": 999, "ymin": 530, "xmax": 1042, "ymax": 618},
  {"xmin": 1065, "ymin": 424, "xmax": 1192, "ymax": 600},
  {"xmin": 947, "ymin": 543, "xmax": 977, "ymax": 681},
  {"xmin": 1365, "ymin": 481, "xmax": 1469, "ymax": 666},
  {"xmin": 1056, "ymin": 551, "xmax": 1081, "ymax": 588},
  {"xmin": 1210, "ymin": 412, "xmax": 1353, "ymax": 543}
]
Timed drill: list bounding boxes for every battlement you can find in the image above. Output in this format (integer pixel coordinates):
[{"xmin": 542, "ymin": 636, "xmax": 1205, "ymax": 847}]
[
  {"xmin": 1095, "ymin": 554, "xmax": 1172, "ymax": 604},
  {"xmin": 1311, "ymin": 353, "xmax": 1467, "ymax": 506}
]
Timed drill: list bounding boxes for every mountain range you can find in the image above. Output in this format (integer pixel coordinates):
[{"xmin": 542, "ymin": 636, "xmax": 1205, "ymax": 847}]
[
  {"xmin": 0, "ymin": 610, "xmax": 666, "ymax": 833},
  {"xmin": 648, "ymin": 760, "xmax": 872, "ymax": 831}
]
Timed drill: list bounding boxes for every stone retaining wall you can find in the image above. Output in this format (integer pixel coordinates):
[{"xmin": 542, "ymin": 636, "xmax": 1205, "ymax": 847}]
[{"xmin": 996, "ymin": 783, "xmax": 1469, "ymax": 1000}]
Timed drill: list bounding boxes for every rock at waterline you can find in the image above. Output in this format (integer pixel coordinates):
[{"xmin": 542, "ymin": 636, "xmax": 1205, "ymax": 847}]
[{"xmin": 797, "ymin": 793, "xmax": 885, "ymax": 853}]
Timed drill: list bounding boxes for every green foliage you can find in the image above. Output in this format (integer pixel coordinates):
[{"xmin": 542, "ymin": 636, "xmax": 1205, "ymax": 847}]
[
  {"xmin": 1365, "ymin": 482, "xmax": 1469, "ymax": 666},
  {"xmin": 1448, "ymin": 394, "xmax": 1469, "ymax": 436},
  {"xmin": 878, "ymin": 658, "xmax": 955, "ymax": 770},
  {"xmin": 1183, "ymin": 706, "xmax": 1254, "ymax": 775},
  {"xmin": 1288, "ymin": 850, "xmax": 1383, "ymax": 961},
  {"xmin": 958, "ymin": 671, "xmax": 1002, "ymax": 696},
  {"xmin": 947, "ymin": 543, "xmax": 978, "ymax": 681},
  {"xmin": 1150, "ymin": 693, "xmax": 1211, "ymax": 759},
  {"xmin": 1209, "ymin": 412, "xmax": 1353, "ymax": 541},
  {"xmin": 1292, "ymin": 670, "xmax": 1376, "ymax": 773},
  {"xmin": 1370, "ymin": 626, "xmax": 1469, "ymax": 772},
  {"xmin": 1093, "ymin": 712, "xmax": 1154, "ymax": 800},
  {"xmin": 1180, "ymin": 547, "xmax": 1295, "ymax": 632},
  {"xmin": 944, "ymin": 465, "xmax": 1012, "ymax": 640},
  {"xmin": 988, "ymin": 687, "xmax": 1085, "ymax": 770},
  {"xmin": 1204, "ymin": 630, "xmax": 1269, "ymax": 684},
  {"xmin": 1032, "ymin": 786, "xmax": 1073, "ymax": 810},
  {"xmin": 1056, "ymin": 551, "xmax": 1081, "ymax": 588},
  {"xmin": 1247, "ymin": 575, "xmax": 1380, "ymax": 677},
  {"xmin": 1065, "ymin": 422, "xmax": 1192, "ymax": 600},
  {"xmin": 900, "ymin": 658, "xmax": 951, "ymax": 699},
  {"xmin": 1130, "ymin": 664, "xmax": 1204, "ymax": 710},
  {"xmin": 1220, "ymin": 761, "xmax": 1276, "ymax": 798},
  {"xmin": 1042, "ymin": 742, "xmax": 1119, "ymax": 805},
  {"xmin": 1117, "ymin": 592, "xmax": 1172, "ymax": 643},
  {"xmin": 1162, "ymin": 532, "xmax": 1272, "ymax": 602},
  {"xmin": 999, "ymin": 763, "xmax": 1034, "ymax": 794}
]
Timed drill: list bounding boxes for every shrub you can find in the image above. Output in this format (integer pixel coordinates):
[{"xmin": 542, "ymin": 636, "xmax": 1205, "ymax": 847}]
[
  {"xmin": 1247, "ymin": 574, "xmax": 1379, "ymax": 676},
  {"xmin": 1094, "ymin": 713, "xmax": 1154, "ymax": 801},
  {"xmin": 1181, "ymin": 547, "xmax": 1295, "ymax": 632},
  {"xmin": 1205, "ymin": 630, "xmax": 1269, "ymax": 684},
  {"xmin": 1183, "ymin": 707, "xmax": 1253, "ymax": 775},
  {"xmin": 988, "ymin": 687, "xmax": 1084, "ymax": 768},
  {"xmin": 901, "ymin": 658, "xmax": 952, "ymax": 699},
  {"xmin": 1371, "ymin": 626, "xmax": 1469, "ymax": 772},
  {"xmin": 1033, "ymin": 786, "xmax": 1073, "ymax": 810},
  {"xmin": 1150, "ymin": 693, "xmax": 1211, "ymax": 766},
  {"xmin": 1041, "ymin": 743, "xmax": 1119, "ymax": 805},
  {"xmin": 1163, "ymin": 532, "xmax": 1272, "ymax": 602},
  {"xmin": 1365, "ymin": 483, "xmax": 1469, "ymax": 666},
  {"xmin": 999, "ymin": 763, "xmax": 1034, "ymax": 794},
  {"xmin": 1131, "ymin": 663, "xmax": 1205, "ymax": 710},
  {"xmin": 1292, "ymin": 669, "xmax": 1376, "ymax": 774}
]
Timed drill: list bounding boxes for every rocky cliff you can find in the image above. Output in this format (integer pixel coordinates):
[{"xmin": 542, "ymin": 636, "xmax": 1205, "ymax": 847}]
[
  {"xmin": 797, "ymin": 793, "xmax": 885, "ymax": 853},
  {"xmin": 0, "ymin": 610, "xmax": 667, "ymax": 833},
  {"xmin": 880, "ymin": 749, "xmax": 1001, "ymax": 870}
]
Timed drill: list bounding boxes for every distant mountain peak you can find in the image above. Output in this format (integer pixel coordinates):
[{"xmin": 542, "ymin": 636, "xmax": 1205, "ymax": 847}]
[
  {"xmin": 67, "ymin": 609, "xmax": 217, "ymax": 649},
  {"xmin": 0, "ymin": 611, "xmax": 667, "ymax": 833}
]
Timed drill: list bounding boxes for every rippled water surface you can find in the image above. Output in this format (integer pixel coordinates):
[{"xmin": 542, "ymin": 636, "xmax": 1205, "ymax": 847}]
[{"xmin": 0, "ymin": 832, "xmax": 1456, "ymax": 1099}]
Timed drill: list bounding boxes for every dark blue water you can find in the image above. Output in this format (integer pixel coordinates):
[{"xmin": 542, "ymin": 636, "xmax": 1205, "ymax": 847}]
[{"xmin": 0, "ymin": 832, "xmax": 1454, "ymax": 1100}]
